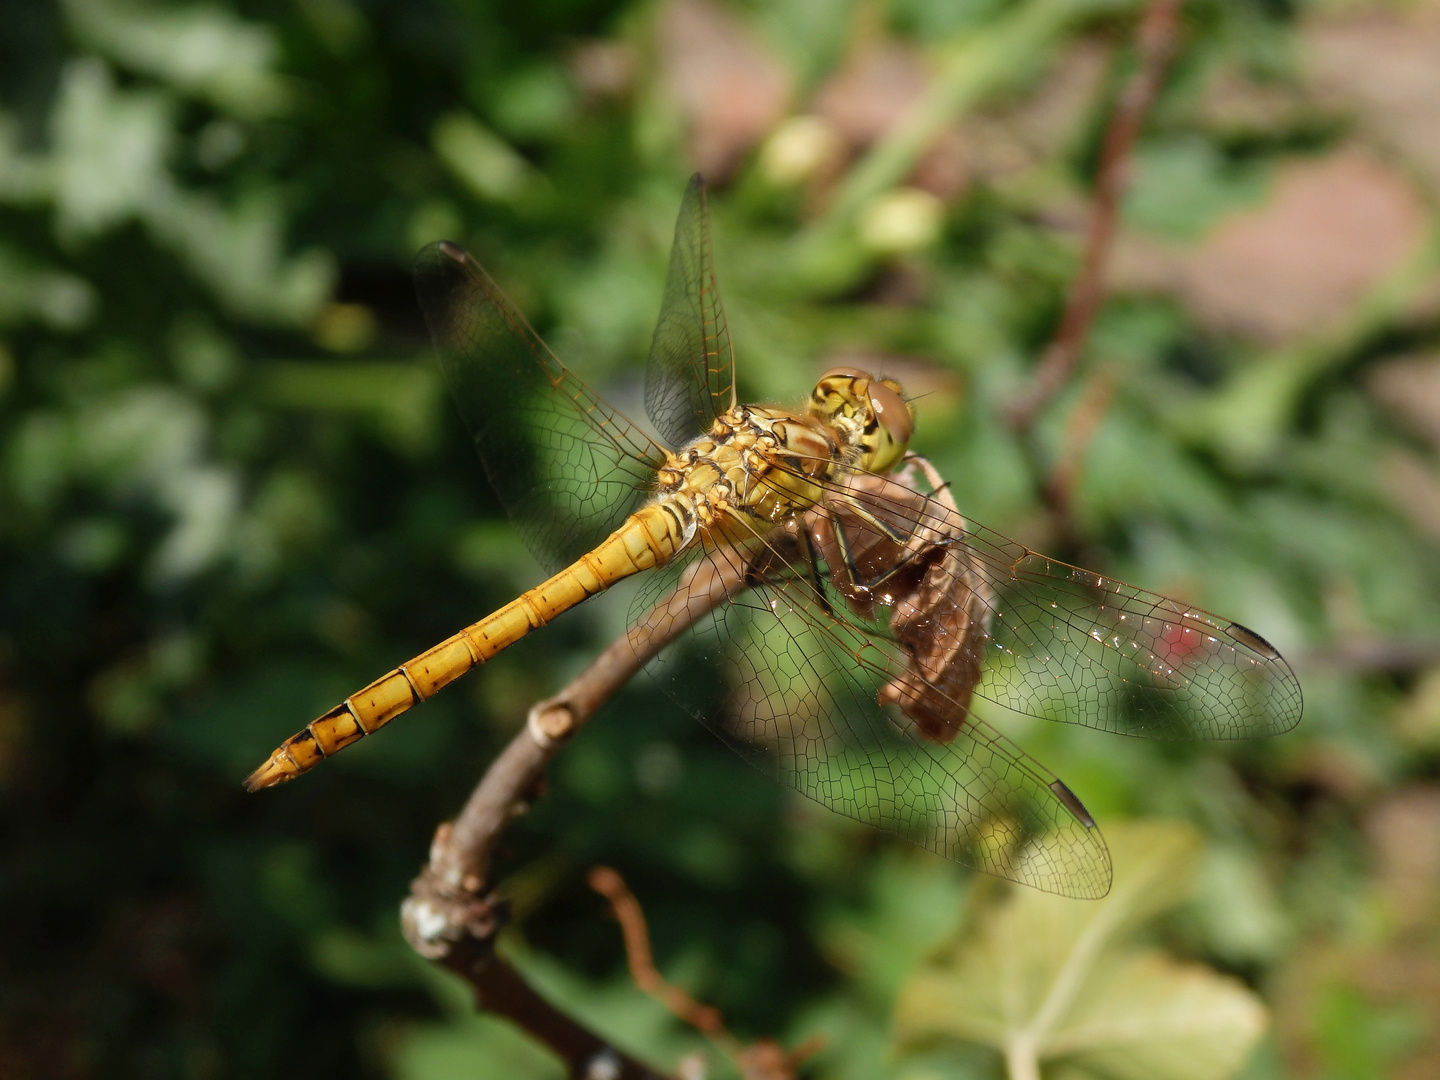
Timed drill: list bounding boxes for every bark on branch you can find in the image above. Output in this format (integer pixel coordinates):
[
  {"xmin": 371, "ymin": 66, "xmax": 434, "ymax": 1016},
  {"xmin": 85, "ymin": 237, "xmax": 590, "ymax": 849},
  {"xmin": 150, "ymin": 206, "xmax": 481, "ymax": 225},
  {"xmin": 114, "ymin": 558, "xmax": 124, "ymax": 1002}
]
[{"xmin": 400, "ymin": 555, "xmax": 748, "ymax": 1079}]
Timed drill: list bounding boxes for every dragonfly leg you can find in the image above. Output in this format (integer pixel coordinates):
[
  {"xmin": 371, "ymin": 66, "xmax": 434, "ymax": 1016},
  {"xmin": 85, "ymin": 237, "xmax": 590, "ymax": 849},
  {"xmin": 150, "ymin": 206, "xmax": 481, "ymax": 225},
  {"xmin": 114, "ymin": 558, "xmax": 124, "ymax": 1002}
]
[
  {"xmin": 739, "ymin": 516, "xmax": 838, "ymax": 619},
  {"xmin": 820, "ymin": 454, "xmax": 966, "ymax": 596},
  {"xmin": 819, "ymin": 507, "xmax": 860, "ymax": 596},
  {"xmin": 822, "ymin": 506, "xmax": 939, "ymax": 597},
  {"xmin": 830, "ymin": 492, "xmax": 910, "ymax": 547},
  {"xmin": 797, "ymin": 525, "xmax": 835, "ymax": 619},
  {"xmin": 898, "ymin": 452, "xmax": 959, "ymax": 507}
]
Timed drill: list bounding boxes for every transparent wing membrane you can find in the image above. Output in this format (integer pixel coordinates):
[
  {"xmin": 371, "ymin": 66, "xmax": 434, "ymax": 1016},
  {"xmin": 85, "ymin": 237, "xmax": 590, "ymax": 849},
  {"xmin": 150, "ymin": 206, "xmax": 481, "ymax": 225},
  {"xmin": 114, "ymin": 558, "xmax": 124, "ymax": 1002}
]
[
  {"xmin": 776, "ymin": 461, "xmax": 1304, "ymax": 742},
  {"xmin": 414, "ymin": 242, "xmax": 669, "ymax": 574},
  {"xmin": 634, "ymin": 528, "xmax": 1113, "ymax": 899},
  {"xmin": 644, "ymin": 174, "xmax": 736, "ymax": 448},
  {"xmin": 632, "ymin": 458, "xmax": 1300, "ymax": 897}
]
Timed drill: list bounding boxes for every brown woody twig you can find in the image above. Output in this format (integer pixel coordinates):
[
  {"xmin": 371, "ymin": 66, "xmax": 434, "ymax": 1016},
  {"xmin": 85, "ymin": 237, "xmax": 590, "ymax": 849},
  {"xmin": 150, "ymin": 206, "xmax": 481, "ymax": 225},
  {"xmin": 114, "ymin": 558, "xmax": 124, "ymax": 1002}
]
[
  {"xmin": 1044, "ymin": 364, "xmax": 1116, "ymax": 513},
  {"xmin": 1007, "ymin": 0, "xmax": 1183, "ymax": 435},
  {"xmin": 400, "ymin": 556, "xmax": 748, "ymax": 1079}
]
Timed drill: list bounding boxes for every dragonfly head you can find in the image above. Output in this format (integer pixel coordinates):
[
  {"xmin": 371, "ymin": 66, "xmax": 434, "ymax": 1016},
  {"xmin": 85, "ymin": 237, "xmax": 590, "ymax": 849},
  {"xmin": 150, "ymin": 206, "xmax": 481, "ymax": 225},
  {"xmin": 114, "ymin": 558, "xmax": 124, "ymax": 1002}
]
[{"xmin": 809, "ymin": 367, "xmax": 914, "ymax": 474}]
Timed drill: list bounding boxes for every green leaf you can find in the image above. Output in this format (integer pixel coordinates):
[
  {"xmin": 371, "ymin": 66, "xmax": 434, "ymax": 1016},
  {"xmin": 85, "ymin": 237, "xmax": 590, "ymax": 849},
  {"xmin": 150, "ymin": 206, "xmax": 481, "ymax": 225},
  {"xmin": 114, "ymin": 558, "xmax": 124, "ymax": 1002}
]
[
  {"xmin": 64, "ymin": 0, "xmax": 291, "ymax": 118},
  {"xmin": 258, "ymin": 359, "xmax": 443, "ymax": 455},
  {"xmin": 894, "ymin": 821, "xmax": 1267, "ymax": 1080},
  {"xmin": 142, "ymin": 186, "xmax": 336, "ymax": 326},
  {"xmin": 0, "ymin": 244, "xmax": 97, "ymax": 330},
  {"xmin": 432, "ymin": 112, "xmax": 538, "ymax": 205},
  {"xmin": 1123, "ymin": 138, "xmax": 1269, "ymax": 243},
  {"xmin": 51, "ymin": 58, "xmax": 172, "ymax": 241}
]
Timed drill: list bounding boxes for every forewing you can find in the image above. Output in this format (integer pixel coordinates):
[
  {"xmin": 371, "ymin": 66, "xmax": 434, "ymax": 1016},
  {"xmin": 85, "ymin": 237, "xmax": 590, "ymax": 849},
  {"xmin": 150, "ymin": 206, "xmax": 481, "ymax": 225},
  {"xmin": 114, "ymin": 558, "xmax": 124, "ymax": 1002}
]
[
  {"xmin": 632, "ymin": 537, "xmax": 1113, "ymax": 899},
  {"xmin": 788, "ymin": 465, "xmax": 1304, "ymax": 741},
  {"xmin": 415, "ymin": 241, "xmax": 669, "ymax": 574},
  {"xmin": 644, "ymin": 174, "xmax": 736, "ymax": 449},
  {"xmin": 969, "ymin": 525, "xmax": 1303, "ymax": 738}
]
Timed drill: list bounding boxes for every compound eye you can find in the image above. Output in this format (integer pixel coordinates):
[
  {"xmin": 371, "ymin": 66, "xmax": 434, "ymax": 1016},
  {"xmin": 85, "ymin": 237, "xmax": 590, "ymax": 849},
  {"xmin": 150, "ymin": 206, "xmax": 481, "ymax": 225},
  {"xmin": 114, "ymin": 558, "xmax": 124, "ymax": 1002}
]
[{"xmin": 868, "ymin": 380, "xmax": 913, "ymax": 445}]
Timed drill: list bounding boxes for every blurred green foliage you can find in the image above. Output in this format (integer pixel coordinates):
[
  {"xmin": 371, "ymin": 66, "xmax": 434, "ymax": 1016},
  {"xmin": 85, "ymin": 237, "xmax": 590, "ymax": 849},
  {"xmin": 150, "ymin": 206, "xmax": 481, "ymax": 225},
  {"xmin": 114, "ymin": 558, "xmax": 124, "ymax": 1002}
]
[{"xmin": 3, "ymin": 0, "xmax": 1440, "ymax": 1078}]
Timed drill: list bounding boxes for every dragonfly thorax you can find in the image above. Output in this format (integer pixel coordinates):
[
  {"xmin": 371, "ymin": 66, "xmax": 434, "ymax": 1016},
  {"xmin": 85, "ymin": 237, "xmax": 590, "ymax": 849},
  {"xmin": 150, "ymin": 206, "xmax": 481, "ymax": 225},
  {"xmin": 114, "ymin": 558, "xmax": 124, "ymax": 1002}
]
[{"xmin": 655, "ymin": 404, "xmax": 846, "ymax": 542}]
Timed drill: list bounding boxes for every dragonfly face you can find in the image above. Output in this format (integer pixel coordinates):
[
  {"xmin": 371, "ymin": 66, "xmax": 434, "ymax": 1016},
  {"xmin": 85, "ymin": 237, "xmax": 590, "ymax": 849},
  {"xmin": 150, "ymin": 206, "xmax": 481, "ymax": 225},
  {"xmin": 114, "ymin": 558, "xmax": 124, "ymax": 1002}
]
[
  {"xmin": 246, "ymin": 174, "xmax": 1301, "ymax": 901},
  {"xmin": 808, "ymin": 366, "xmax": 915, "ymax": 475}
]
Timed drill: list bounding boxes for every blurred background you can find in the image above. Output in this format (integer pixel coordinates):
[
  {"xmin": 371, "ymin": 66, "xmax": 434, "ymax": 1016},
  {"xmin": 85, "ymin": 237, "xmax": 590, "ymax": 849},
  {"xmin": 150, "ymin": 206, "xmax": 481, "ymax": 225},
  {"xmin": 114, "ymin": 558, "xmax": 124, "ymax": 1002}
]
[{"xmin": 3, "ymin": 0, "xmax": 1439, "ymax": 1077}]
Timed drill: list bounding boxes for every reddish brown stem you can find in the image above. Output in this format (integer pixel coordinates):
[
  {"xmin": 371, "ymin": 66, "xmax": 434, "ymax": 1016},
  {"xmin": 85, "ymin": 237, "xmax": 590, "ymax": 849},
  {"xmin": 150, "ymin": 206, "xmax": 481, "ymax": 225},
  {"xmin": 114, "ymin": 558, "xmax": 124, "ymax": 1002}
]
[
  {"xmin": 589, "ymin": 867, "xmax": 729, "ymax": 1038},
  {"xmin": 1040, "ymin": 365, "xmax": 1118, "ymax": 552},
  {"xmin": 1007, "ymin": 0, "xmax": 1183, "ymax": 434},
  {"xmin": 589, "ymin": 866, "xmax": 825, "ymax": 1080}
]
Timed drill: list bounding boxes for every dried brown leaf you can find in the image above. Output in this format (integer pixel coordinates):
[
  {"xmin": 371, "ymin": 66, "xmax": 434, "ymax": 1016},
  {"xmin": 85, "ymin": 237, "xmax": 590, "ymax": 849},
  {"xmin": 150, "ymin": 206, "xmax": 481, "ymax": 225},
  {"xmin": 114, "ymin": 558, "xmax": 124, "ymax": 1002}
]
[
  {"xmin": 1370, "ymin": 352, "xmax": 1440, "ymax": 449},
  {"xmin": 657, "ymin": 0, "xmax": 791, "ymax": 179},
  {"xmin": 1366, "ymin": 785, "xmax": 1440, "ymax": 929},
  {"xmin": 1109, "ymin": 148, "xmax": 1428, "ymax": 343},
  {"xmin": 1305, "ymin": 2, "xmax": 1440, "ymax": 191}
]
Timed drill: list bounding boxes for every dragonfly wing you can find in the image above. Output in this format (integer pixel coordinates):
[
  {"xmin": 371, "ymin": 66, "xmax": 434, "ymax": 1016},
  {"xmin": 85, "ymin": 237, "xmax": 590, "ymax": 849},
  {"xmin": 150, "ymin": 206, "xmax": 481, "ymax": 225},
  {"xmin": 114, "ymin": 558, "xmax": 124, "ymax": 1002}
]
[
  {"xmin": 644, "ymin": 174, "xmax": 736, "ymax": 449},
  {"xmin": 969, "ymin": 524, "xmax": 1304, "ymax": 739},
  {"xmin": 627, "ymin": 455, "xmax": 1298, "ymax": 893},
  {"xmin": 415, "ymin": 241, "xmax": 670, "ymax": 574},
  {"xmin": 785, "ymin": 463, "xmax": 1304, "ymax": 741},
  {"xmin": 630, "ymin": 537, "xmax": 1113, "ymax": 899}
]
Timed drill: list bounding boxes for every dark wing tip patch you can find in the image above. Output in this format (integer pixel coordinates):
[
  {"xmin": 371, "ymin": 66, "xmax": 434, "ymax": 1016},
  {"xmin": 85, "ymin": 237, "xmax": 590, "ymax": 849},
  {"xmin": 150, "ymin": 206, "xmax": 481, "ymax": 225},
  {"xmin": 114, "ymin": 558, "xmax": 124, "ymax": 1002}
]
[
  {"xmin": 1049, "ymin": 779, "xmax": 1097, "ymax": 829},
  {"xmin": 436, "ymin": 239, "xmax": 467, "ymax": 263},
  {"xmin": 1225, "ymin": 621, "xmax": 1280, "ymax": 661}
]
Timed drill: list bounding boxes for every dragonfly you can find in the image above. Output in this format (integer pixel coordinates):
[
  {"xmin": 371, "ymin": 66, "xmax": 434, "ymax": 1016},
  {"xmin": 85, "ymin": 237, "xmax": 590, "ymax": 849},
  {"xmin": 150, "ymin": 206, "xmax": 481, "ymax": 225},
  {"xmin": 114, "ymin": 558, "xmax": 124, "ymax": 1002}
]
[{"xmin": 246, "ymin": 175, "xmax": 1302, "ymax": 898}]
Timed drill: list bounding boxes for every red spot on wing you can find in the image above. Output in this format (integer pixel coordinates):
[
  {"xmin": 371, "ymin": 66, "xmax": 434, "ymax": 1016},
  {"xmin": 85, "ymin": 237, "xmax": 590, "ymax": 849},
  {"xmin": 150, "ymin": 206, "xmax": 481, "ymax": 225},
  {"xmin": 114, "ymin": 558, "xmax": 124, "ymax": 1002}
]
[{"xmin": 1158, "ymin": 620, "xmax": 1210, "ymax": 665}]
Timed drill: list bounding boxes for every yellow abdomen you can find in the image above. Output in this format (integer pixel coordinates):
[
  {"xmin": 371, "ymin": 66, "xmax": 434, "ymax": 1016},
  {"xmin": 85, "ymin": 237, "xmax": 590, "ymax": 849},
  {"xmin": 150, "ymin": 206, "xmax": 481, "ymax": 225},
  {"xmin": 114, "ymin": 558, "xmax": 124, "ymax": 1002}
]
[{"xmin": 244, "ymin": 501, "xmax": 687, "ymax": 789}]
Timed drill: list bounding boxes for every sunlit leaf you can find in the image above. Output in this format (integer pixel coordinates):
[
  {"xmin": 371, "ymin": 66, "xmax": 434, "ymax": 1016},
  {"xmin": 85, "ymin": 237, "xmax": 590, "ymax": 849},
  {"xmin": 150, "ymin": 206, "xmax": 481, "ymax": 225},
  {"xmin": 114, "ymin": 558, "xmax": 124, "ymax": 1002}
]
[
  {"xmin": 64, "ymin": 0, "xmax": 291, "ymax": 118},
  {"xmin": 432, "ymin": 112, "xmax": 538, "ymax": 204},
  {"xmin": 51, "ymin": 58, "xmax": 171, "ymax": 241},
  {"xmin": 894, "ymin": 822, "xmax": 1267, "ymax": 1080}
]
